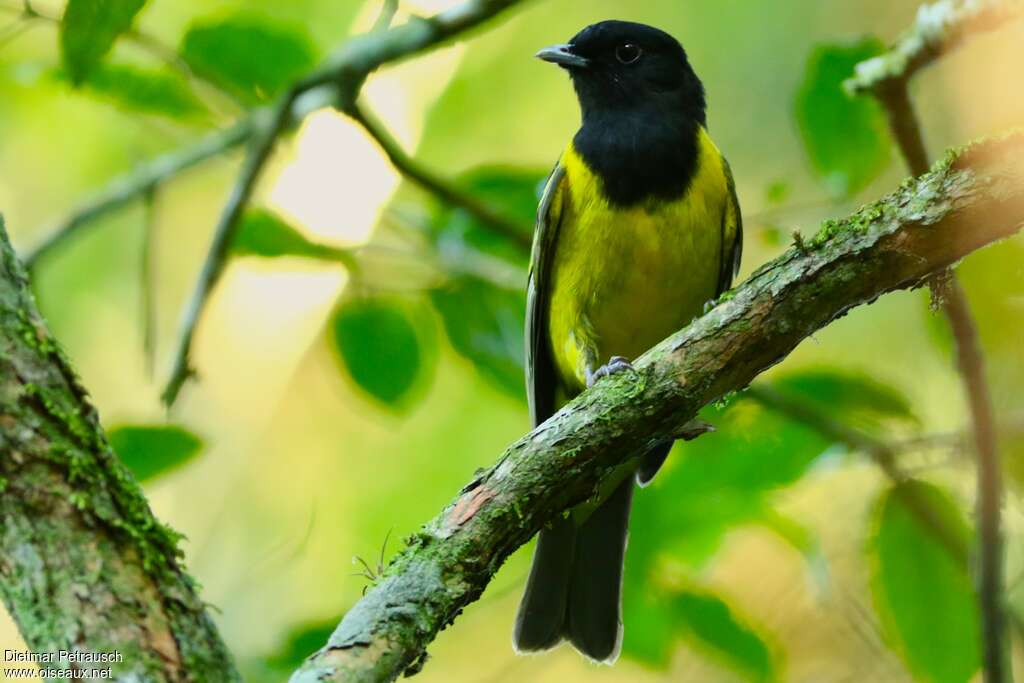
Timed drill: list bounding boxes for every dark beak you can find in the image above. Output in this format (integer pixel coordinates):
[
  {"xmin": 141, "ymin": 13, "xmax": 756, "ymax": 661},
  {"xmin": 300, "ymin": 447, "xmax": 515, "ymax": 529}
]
[{"xmin": 535, "ymin": 44, "xmax": 590, "ymax": 69}]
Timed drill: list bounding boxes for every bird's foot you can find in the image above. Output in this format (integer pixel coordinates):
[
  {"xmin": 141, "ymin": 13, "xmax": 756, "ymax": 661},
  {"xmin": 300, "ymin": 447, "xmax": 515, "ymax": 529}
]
[{"xmin": 586, "ymin": 356, "xmax": 635, "ymax": 388}]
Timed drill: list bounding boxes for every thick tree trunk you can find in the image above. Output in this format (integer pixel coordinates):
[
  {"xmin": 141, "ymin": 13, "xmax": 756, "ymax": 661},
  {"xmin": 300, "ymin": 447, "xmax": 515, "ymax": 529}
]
[{"xmin": 0, "ymin": 217, "xmax": 238, "ymax": 682}]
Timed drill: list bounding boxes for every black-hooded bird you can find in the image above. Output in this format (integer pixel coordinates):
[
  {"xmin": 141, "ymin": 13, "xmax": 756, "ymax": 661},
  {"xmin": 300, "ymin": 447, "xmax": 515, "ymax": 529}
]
[{"xmin": 513, "ymin": 20, "xmax": 743, "ymax": 663}]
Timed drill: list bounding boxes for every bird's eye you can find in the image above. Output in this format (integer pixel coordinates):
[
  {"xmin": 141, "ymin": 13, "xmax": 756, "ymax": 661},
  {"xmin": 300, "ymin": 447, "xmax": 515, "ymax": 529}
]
[{"xmin": 615, "ymin": 43, "xmax": 642, "ymax": 64}]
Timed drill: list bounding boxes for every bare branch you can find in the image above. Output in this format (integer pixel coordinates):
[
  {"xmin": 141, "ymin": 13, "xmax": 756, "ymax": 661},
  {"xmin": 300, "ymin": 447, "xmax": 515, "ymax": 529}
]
[
  {"xmin": 289, "ymin": 134, "xmax": 1024, "ymax": 683},
  {"xmin": 161, "ymin": 88, "xmax": 304, "ymax": 407},
  {"xmin": 849, "ymin": 5, "xmax": 1016, "ymax": 678},
  {"xmin": 158, "ymin": 0, "xmax": 528, "ymax": 406},
  {"xmin": 748, "ymin": 384, "xmax": 969, "ymax": 560},
  {"xmin": 345, "ymin": 101, "xmax": 532, "ymax": 249},
  {"xmin": 372, "ymin": 0, "xmax": 400, "ymax": 33},
  {"xmin": 945, "ymin": 277, "xmax": 1009, "ymax": 682},
  {"xmin": 845, "ymin": 0, "xmax": 1023, "ymax": 97},
  {"xmin": 24, "ymin": 120, "xmax": 254, "ymax": 268}
]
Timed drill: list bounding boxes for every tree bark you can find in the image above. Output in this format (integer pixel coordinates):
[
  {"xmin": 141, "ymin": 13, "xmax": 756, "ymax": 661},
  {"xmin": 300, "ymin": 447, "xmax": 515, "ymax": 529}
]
[
  {"xmin": 0, "ymin": 217, "xmax": 238, "ymax": 681},
  {"xmin": 291, "ymin": 134, "xmax": 1024, "ymax": 682}
]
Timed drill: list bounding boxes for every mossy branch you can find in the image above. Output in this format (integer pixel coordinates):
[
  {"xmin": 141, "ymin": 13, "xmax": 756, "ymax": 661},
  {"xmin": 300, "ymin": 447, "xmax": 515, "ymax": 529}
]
[
  {"xmin": 0, "ymin": 216, "xmax": 238, "ymax": 681},
  {"xmin": 844, "ymin": 0, "xmax": 1023, "ymax": 97},
  {"xmin": 289, "ymin": 135, "xmax": 1024, "ymax": 682}
]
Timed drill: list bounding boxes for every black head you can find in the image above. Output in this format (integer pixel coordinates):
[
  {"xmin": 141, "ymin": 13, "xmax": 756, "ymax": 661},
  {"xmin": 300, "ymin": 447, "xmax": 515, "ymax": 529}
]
[{"xmin": 537, "ymin": 21, "xmax": 705, "ymax": 125}]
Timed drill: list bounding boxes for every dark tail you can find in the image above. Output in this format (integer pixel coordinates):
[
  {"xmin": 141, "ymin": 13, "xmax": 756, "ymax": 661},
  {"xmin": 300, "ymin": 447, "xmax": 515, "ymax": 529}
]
[
  {"xmin": 513, "ymin": 515, "xmax": 576, "ymax": 652},
  {"xmin": 513, "ymin": 477, "xmax": 634, "ymax": 663}
]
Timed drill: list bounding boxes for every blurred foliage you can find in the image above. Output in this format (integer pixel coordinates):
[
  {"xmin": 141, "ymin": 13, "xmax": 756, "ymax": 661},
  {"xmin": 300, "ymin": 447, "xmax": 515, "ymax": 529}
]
[
  {"xmin": 795, "ymin": 39, "xmax": 892, "ymax": 198},
  {"xmin": 179, "ymin": 14, "xmax": 318, "ymax": 105},
  {"xmin": 430, "ymin": 277, "xmax": 525, "ymax": 399},
  {"xmin": 672, "ymin": 587, "xmax": 777, "ymax": 682},
  {"xmin": 869, "ymin": 481, "xmax": 981, "ymax": 683},
  {"xmin": 2, "ymin": 0, "xmax": 1022, "ymax": 681},
  {"xmin": 773, "ymin": 368, "xmax": 918, "ymax": 430},
  {"xmin": 53, "ymin": 62, "xmax": 209, "ymax": 120},
  {"xmin": 232, "ymin": 208, "xmax": 350, "ymax": 262},
  {"xmin": 59, "ymin": 0, "xmax": 147, "ymax": 85},
  {"xmin": 262, "ymin": 618, "xmax": 338, "ymax": 673},
  {"xmin": 108, "ymin": 424, "xmax": 203, "ymax": 482},
  {"xmin": 330, "ymin": 296, "xmax": 435, "ymax": 411},
  {"xmin": 426, "ymin": 167, "xmax": 539, "ymax": 397},
  {"xmin": 430, "ymin": 167, "xmax": 538, "ymax": 268}
]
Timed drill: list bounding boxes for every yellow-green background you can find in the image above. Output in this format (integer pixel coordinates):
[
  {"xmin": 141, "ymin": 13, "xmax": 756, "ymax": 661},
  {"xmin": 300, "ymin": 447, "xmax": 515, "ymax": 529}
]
[{"xmin": 1, "ymin": 0, "xmax": 1023, "ymax": 681}]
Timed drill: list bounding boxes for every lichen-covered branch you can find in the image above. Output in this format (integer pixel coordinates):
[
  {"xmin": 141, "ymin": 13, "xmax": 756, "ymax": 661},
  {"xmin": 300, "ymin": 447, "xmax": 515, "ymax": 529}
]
[
  {"xmin": 0, "ymin": 216, "xmax": 238, "ymax": 681},
  {"xmin": 845, "ymin": 0, "xmax": 1023, "ymax": 97},
  {"xmin": 290, "ymin": 135, "xmax": 1024, "ymax": 683}
]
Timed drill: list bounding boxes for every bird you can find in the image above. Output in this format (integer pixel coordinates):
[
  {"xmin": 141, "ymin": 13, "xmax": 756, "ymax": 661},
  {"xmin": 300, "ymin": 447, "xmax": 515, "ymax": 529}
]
[{"xmin": 513, "ymin": 20, "xmax": 743, "ymax": 663}]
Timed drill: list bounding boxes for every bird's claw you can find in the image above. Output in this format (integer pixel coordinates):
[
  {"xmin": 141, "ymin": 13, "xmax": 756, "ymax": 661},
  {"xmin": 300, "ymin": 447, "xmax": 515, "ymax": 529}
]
[{"xmin": 586, "ymin": 356, "xmax": 635, "ymax": 388}]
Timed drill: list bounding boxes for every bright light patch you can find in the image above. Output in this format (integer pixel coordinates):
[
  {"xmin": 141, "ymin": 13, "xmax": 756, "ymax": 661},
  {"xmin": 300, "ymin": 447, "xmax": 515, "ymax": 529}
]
[
  {"xmin": 195, "ymin": 261, "xmax": 348, "ymax": 424},
  {"xmin": 204, "ymin": 0, "xmax": 467, "ymax": 422},
  {"xmin": 267, "ymin": 109, "xmax": 399, "ymax": 247}
]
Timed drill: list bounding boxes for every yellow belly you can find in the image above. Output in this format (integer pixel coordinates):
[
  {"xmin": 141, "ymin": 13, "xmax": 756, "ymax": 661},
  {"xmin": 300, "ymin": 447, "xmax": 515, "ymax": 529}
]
[{"xmin": 548, "ymin": 128, "xmax": 730, "ymax": 394}]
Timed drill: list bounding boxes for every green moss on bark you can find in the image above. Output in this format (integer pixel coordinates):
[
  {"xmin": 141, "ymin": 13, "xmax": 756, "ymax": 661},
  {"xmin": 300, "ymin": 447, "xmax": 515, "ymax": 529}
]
[
  {"xmin": 291, "ymin": 134, "xmax": 1024, "ymax": 683},
  {"xmin": 0, "ymin": 216, "xmax": 238, "ymax": 682}
]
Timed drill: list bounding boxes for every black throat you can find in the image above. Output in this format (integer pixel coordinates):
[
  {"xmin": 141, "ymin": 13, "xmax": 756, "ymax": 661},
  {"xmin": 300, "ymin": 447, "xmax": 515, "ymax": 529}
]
[{"xmin": 572, "ymin": 105, "xmax": 702, "ymax": 208}]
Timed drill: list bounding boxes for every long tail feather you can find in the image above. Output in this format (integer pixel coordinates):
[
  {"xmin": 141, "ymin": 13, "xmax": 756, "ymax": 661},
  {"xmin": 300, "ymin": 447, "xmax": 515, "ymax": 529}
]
[
  {"xmin": 566, "ymin": 477, "xmax": 634, "ymax": 663},
  {"xmin": 513, "ymin": 517, "xmax": 576, "ymax": 652}
]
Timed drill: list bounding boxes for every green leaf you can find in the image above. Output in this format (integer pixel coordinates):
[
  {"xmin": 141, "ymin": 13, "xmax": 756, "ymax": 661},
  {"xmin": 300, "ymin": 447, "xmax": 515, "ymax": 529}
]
[
  {"xmin": 264, "ymin": 619, "xmax": 337, "ymax": 670},
  {"xmin": 622, "ymin": 397, "xmax": 831, "ymax": 651},
  {"xmin": 869, "ymin": 481, "xmax": 980, "ymax": 683},
  {"xmin": 430, "ymin": 276, "xmax": 525, "ymax": 399},
  {"xmin": 622, "ymin": 582, "xmax": 778, "ymax": 680},
  {"xmin": 795, "ymin": 39, "xmax": 891, "ymax": 197},
  {"xmin": 331, "ymin": 298, "xmax": 430, "ymax": 410},
  {"xmin": 232, "ymin": 209, "xmax": 350, "ymax": 262},
  {"xmin": 621, "ymin": 591, "xmax": 676, "ymax": 668},
  {"xmin": 673, "ymin": 588, "xmax": 776, "ymax": 682},
  {"xmin": 180, "ymin": 15, "xmax": 317, "ymax": 104},
  {"xmin": 432, "ymin": 166, "xmax": 542, "ymax": 266},
  {"xmin": 771, "ymin": 368, "xmax": 917, "ymax": 429},
  {"xmin": 60, "ymin": 0, "xmax": 147, "ymax": 85},
  {"xmin": 108, "ymin": 425, "xmax": 203, "ymax": 482},
  {"xmin": 55, "ymin": 63, "xmax": 208, "ymax": 120}
]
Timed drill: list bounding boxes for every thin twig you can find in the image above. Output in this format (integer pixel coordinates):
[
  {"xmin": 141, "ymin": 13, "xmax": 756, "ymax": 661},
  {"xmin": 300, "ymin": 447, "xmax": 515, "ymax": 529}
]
[
  {"xmin": 159, "ymin": 0, "xmax": 528, "ymax": 406},
  {"xmin": 344, "ymin": 101, "xmax": 532, "ymax": 249},
  {"xmin": 161, "ymin": 88, "xmax": 303, "ymax": 407},
  {"xmin": 372, "ymin": 0, "xmax": 400, "ymax": 32},
  {"xmin": 945, "ymin": 279, "xmax": 1008, "ymax": 682},
  {"xmin": 24, "ymin": 120, "xmax": 254, "ymax": 268},
  {"xmin": 0, "ymin": 20, "xmax": 30, "ymax": 51},
  {"xmin": 747, "ymin": 384, "xmax": 970, "ymax": 561},
  {"xmin": 844, "ymin": 0, "xmax": 1024, "ymax": 97},
  {"xmin": 849, "ymin": 4, "xmax": 1014, "ymax": 679},
  {"xmin": 874, "ymin": 79, "xmax": 931, "ymax": 178},
  {"xmin": 141, "ymin": 187, "xmax": 159, "ymax": 379}
]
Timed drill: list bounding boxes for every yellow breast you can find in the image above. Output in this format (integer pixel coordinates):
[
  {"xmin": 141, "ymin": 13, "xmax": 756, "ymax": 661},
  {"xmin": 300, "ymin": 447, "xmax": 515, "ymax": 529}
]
[{"xmin": 547, "ymin": 127, "xmax": 731, "ymax": 393}]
